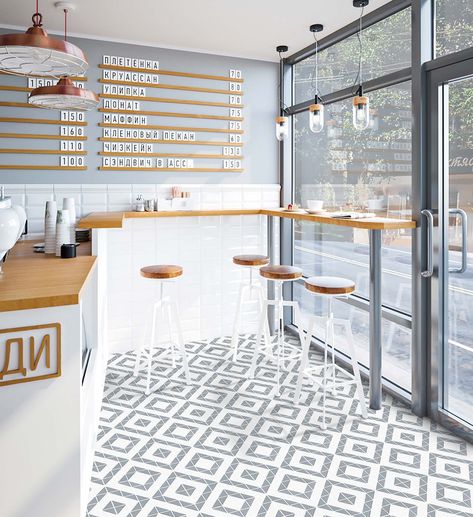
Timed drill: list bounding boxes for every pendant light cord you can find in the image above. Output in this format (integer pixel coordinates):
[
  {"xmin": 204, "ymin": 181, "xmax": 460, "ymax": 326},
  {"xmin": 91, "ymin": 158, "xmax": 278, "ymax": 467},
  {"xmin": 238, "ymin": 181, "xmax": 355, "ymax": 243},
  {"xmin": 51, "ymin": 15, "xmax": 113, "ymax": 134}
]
[
  {"xmin": 352, "ymin": 5, "xmax": 365, "ymax": 95},
  {"xmin": 315, "ymin": 36, "xmax": 319, "ymax": 98},
  {"xmin": 33, "ymin": 0, "xmax": 42, "ymax": 26},
  {"xmin": 310, "ymin": 33, "xmax": 325, "ymax": 104},
  {"xmin": 64, "ymin": 8, "xmax": 68, "ymax": 41},
  {"xmin": 277, "ymin": 50, "xmax": 289, "ymax": 115}
]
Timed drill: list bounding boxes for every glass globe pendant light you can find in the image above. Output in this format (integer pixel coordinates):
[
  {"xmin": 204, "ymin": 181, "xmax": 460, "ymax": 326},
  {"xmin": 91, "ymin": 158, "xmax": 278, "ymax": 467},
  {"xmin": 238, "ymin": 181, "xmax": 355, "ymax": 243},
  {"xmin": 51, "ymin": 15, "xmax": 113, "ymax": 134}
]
[
  {"xmin": 28, "ymin": 3, "xmax": 99, "ymax": 110},
  {"xmin": 309, "ymin": 98, "xmax": 324, "ymax": 133},
  {"xmin": 353, "ymin": 85, "xmax": 370, "ymax": 130},
  {"xmin": 275, "ymin": 45, "xmax": 289, "ymax": 141},
  {"xmin": 352, "ymin": 0, "xmax": 370, "ymax": 131},
  {"xmin": 0, "ymin": 0, "xmax": 88, "ymax": 77},
  {"xmin": 276, "ymin": 115, "xmax": 289, "ymax": 141},
  {"xmin": 308, "ymin": 24, "xmax": 324, "ymax": 133}
]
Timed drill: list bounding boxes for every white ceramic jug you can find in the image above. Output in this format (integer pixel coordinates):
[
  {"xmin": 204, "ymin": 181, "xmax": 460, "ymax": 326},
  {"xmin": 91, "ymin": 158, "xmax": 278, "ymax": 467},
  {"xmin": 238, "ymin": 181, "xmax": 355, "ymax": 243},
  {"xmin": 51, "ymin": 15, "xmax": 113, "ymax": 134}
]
[{"xmin": 0, "ymin": 187, "xmax": 21, "ymax": 273}]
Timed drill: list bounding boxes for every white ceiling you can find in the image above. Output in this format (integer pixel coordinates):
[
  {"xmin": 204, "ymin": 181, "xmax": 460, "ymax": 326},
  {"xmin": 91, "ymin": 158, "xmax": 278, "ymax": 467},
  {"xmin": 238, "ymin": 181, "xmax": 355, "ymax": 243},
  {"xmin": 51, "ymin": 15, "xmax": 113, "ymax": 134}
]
[{"xmin": 0, "ymin": 0, "xmax": 391, "ymax": 62}]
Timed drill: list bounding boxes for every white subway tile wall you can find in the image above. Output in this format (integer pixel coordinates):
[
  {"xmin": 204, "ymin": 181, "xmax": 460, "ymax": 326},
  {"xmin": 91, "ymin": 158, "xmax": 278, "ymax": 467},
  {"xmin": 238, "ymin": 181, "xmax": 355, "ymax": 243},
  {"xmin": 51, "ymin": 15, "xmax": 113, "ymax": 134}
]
[
  {"xmin": 106, "ymin": 214, "xmax": 271, "ymax": 352},
  {"xmin": 6, "ymin": 184, "xmax": 280, "ymax": 238},
  {"xmin": 6, "ymin": 183, "xmax": 280, "ymax": 352}
]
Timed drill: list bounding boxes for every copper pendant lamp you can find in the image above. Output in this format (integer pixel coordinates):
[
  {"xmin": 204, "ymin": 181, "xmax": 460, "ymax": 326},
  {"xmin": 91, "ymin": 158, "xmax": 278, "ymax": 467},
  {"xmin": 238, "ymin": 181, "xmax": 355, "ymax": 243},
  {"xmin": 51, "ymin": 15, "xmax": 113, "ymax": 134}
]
[
  {"xmin": 29, "ymin": 76, "xmax": 99, "ymax": 110},
  {"xmin": 0, "ymin": 1, "xmax": 88, "ymax": 77},
  {"xmin": 28, "ymin": 3, "xmax": 99, "ymax": 111}
]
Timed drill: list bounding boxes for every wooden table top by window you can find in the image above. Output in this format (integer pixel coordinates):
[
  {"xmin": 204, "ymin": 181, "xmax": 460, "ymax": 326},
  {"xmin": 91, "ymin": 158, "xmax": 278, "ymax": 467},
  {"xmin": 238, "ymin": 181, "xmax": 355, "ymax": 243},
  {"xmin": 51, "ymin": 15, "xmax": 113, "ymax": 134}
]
[
  {"xmin": 78, "ymin": 209, "xmax": 416, "ymax": 230},
  {"xmin": 262, "ymin": 208, "xmax": 417, "ymax": 230}
]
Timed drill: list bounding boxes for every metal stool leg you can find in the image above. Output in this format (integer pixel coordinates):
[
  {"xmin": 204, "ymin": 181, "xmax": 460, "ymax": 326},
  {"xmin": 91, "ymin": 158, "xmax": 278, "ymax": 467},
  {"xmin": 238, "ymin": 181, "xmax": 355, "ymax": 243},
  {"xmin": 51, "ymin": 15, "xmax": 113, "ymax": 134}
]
[
  {"xmin": 346, "ymin": 321, "xmax": 368, "ymax": 418},
  {"xmin": 276, "ymin": 282, "xmax": 284, "ymax": 396},
  {"xmin": 321, "ymin": 312, "xmax": 331, "ymax": 430},
  {"xmin": 248, "ymin": 299, "xmax": 268, "ymax": 378},
  {"xmin": 134, "ymin": 301, "xmax": 154, "ymax": 376},
  {"xmin": 256, "ymin": 283, "xmax": 272, "ymax": 355},
  {"xmin": 134, "ymin": 350, "xmax": 142, "ymax": 377},
  {"xmin": 171, "ymin": 299, "xmax": 191, "ymax": 385},
  {"xmin": 291, "ymin": 301, "xmax": 306, "ymax": 366},
  {"xmin": 328, "ymin": 298, "xmax": 336, "ymax": 395},
  {"xmin": 165, "ymin": 301, "xmax": 176, "ymax": 368},
  {"xmin": 145, "ymin": 301, "xmax": 160, "ymax": 395},
  {"xmin": 231, "ymin": 279, "xmax": 246, "ymax": 361},
  {"xmin": 295, "ymin": 316, "xmax": 315, "ymax": 403}
]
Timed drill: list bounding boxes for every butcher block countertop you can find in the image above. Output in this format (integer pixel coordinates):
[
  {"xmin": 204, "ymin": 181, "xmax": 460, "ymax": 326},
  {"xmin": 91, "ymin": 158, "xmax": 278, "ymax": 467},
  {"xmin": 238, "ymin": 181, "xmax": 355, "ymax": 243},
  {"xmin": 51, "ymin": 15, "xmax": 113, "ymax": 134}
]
[
  {"xmin": 78, "ymin": 208, "xmax": 416, "ymax": 231},
  {"xmin": 0, "ymin": 240, "xmax": 96, "ymax": 312}
]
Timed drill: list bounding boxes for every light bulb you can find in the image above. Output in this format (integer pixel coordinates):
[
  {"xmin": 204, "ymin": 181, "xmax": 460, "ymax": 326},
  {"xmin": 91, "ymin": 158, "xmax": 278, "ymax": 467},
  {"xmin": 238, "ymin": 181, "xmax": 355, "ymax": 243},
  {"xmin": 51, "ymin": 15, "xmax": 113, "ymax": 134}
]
[
  {"xmin": 275, "ymin": 116, "xmax": 289, "ymax": 141},
  {"xmin": 353, "ymin": 94, "xmax": 370, "ymax": 130},
  {"xmin": 309, "ymin": 101, "xmax": 324, "ymax": 133},
  {"xmin": 369, "ymin": 109, "xmax": 379, "ymax": 131}
]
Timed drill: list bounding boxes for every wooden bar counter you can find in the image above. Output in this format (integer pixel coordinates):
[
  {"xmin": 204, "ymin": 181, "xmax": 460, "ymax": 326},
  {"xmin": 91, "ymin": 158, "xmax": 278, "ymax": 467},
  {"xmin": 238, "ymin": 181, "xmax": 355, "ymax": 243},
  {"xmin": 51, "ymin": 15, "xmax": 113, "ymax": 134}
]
[
  {"xmin": 0, "ymin": 240, "xmax": 96, "ymax": 312},
  {"xmin": 78, "ymin": 208, "xmax": 416, "ymax": 230}
]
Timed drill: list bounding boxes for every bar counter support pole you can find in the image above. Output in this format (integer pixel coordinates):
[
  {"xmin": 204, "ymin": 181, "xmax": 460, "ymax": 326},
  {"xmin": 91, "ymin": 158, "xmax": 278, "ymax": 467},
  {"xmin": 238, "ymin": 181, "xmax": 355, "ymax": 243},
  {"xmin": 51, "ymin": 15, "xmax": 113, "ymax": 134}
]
[
  {"xmin": 267, "ymin": 215, "xmax": 275, "ymax": 335},
  {"xmin": 369, "ymin": 229, "xmax": 383, "ymax": 410}
]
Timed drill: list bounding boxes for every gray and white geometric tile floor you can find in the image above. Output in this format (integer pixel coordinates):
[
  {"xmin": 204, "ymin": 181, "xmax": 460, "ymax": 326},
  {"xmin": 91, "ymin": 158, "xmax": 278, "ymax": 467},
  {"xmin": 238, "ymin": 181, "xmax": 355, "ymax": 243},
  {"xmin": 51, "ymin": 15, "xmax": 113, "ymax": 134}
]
[{"xmin": 87, "ymin": 335, "xmax": 473, "ymax": 517}]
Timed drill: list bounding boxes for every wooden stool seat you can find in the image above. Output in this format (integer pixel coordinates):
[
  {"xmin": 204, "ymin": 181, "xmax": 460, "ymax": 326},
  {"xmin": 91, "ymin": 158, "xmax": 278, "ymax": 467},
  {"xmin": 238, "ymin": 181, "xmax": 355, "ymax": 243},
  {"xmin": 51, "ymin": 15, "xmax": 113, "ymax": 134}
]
[
  {"xmin": 260, "ymin": 265, "xmax": 302, "ymax": 281},
  {"xmin": 233, "ymin": 254, "xmax": 270, "ymax": 267},
  {"xmin": 305, "ymin": 276, "xmax": 355, "ymax": 295},
  {"xmin": 140, "ymin": 265, "xmax": 183, "ymax": 279}
]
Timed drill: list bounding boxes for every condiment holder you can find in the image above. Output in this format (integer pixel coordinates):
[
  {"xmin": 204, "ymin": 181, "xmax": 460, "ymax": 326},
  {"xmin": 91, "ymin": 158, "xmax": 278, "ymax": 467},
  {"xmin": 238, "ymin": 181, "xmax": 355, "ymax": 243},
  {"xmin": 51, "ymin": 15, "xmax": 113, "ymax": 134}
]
[{"xmin": 61, "ymin": 243, "xmax": 76, "ymax": 259}]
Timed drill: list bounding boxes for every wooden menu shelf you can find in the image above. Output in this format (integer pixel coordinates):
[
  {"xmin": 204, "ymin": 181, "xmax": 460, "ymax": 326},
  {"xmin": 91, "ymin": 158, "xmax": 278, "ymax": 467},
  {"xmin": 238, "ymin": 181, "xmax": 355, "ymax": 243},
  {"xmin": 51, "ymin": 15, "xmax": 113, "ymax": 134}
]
[
  {"xmin": 100, "ymin": 152, "xmax": 239, "ymax": 159},
  {"xmin": 98, "ymin": 123, "xmax": 243, "ymax": 134},
  {"xmin": 99, "ymin": 79, "xmax": 243, "ymax": 96},
  {"xmin": 99, "ymin": 167, "xmax": 243, "ymax": 172},
  {"xmin": 98, "ymin": 108, "xmax": 243, "ymax": 121},
  {"xmin": 0, "ymin": 149, "xmax": 87, "ymax": 155},
  {"xmin": 0, "ymin": 133, "xmax": 87, "ymax": 141},
  {"xmin": 0, "ymin": 71, "xmax": 87, "ymax": 81},
  {"xmin": 99, "ymin": 137, "xmax": 242, "ymax": 146},
  {"xmin": 0, "ymin": 117, "xmax": 87, "ymax": 126},
  {"xmin": 99, "ymin": 64, "xmax": 244, "ymax": 83},
  {"xmin": 0, "ymin": 85, "xmax": 32, "ymax": 93},
  {"xmin": 0, "ymin": 101, "xmax": 35, "ymax": 109},
  {"xmin": 99, "ymin": 93, "xmax": 243, "ymax": 109},
  {"xmin": 0, "ymin": 165, "xmax": 87, "ymax": 170}
]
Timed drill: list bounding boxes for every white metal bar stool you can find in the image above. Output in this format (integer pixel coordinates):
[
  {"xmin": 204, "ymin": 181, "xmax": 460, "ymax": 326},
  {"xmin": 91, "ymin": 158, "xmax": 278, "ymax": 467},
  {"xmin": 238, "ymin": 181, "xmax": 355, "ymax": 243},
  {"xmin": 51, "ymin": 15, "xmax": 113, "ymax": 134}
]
[
  {"xmin": 134, "ymin": 265, "xmax": 191, "ymax": 394},
  {"xmin": 294, "ymin": 276, "xmax": 367, "ymax": 429},
  {"xmin": 248, "ymin": 265, "xmax": 305, "ymax": 396},
  {"xmin": 231, "ymin": 254, "xmax": 271, "ymax": 362}
]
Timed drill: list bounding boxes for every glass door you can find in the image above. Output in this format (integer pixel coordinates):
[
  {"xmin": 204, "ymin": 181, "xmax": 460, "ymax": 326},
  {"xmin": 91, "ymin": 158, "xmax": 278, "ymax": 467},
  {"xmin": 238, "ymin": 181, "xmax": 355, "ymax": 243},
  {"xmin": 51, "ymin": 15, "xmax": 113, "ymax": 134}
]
[{"xmin": 428, "ymin": 60, "xmax": 473, "ymax": 437}]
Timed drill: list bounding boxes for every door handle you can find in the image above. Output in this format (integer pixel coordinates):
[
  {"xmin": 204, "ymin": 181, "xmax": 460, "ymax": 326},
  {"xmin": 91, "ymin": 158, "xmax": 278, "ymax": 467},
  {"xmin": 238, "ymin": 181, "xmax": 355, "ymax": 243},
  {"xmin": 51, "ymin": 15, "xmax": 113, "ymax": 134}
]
[
  {"xmin": 421, "ymin": 209, "xmax": 434, "ymax": 278},
  {"xmin": 449, "ymin": 208, "xmax": 468, "ymax": 274}
]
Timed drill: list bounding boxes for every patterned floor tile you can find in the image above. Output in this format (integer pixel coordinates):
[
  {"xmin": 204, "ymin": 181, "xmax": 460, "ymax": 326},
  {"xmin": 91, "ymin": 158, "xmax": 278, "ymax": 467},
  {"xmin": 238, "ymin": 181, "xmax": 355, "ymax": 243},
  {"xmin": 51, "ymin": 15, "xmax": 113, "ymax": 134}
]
[{"xmin": 87, "ymin": 335, "xmax": 473, "ymax": 517}]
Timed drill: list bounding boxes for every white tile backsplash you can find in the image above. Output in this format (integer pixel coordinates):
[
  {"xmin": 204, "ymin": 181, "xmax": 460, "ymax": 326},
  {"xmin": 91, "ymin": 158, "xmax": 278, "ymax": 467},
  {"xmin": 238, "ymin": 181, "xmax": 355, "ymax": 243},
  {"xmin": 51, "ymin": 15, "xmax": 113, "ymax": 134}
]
[
  {"xmin": 7, "ymin": 183, "xmax": 280, "ymax": 239},
  {"xmin": 72, "ymin": 183, "xmax": 279, "ymax": 353}
]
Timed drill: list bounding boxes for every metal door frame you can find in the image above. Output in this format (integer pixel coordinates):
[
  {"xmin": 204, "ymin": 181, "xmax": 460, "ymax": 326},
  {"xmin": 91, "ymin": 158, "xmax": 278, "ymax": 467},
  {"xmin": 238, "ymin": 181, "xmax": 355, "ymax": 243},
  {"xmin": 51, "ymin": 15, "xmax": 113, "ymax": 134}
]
[{"xmin": 427, "ymin": 54, "xmax": 473, "ymax": 441}]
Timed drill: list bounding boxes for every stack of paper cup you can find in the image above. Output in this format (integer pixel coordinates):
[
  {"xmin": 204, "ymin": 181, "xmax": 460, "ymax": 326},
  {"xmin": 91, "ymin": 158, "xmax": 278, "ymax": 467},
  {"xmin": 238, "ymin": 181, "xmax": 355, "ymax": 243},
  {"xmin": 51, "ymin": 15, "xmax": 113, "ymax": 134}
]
[
  {"xmin": 63, "ymin": 197, "xmax": 76, "ymax": 244},
  {"xmin": 55, "ymin": 209, "xmax": 71, "ymax": 257},
  {"xmin": 44, "ymin": 200, "xmax": 57, "ymax": 254}
]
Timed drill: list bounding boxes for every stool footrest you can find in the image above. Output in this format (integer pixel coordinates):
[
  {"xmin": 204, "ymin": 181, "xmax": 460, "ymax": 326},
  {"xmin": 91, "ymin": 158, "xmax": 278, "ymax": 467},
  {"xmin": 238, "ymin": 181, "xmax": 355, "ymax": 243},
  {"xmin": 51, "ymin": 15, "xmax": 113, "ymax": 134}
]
[
  {"xmin": 262, "ymin": 341, "xmax": 302, "ymax": 362},
  {"xmin": 303, "ymin": 364, "xmax": 358, "ymax": 389}
]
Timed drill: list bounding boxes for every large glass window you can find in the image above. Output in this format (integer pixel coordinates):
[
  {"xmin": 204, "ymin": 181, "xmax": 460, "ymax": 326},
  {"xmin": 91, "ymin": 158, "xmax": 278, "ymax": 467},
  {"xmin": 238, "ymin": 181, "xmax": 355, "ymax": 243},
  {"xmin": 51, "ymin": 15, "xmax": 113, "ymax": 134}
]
[
  {"xmin": 443, "ymin": 76, "xmax": 473, "ymax": 424},
  {"xmin": 293, "ymin": 81, "xmax": 413, "ymax": 392},
  {"xmin": 294, "ymin": 8, "xmax": 411, "ymax": 104},
  {"xmin": 436, "ymin": 0, "xmax": 473, "ymax": 57}
]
